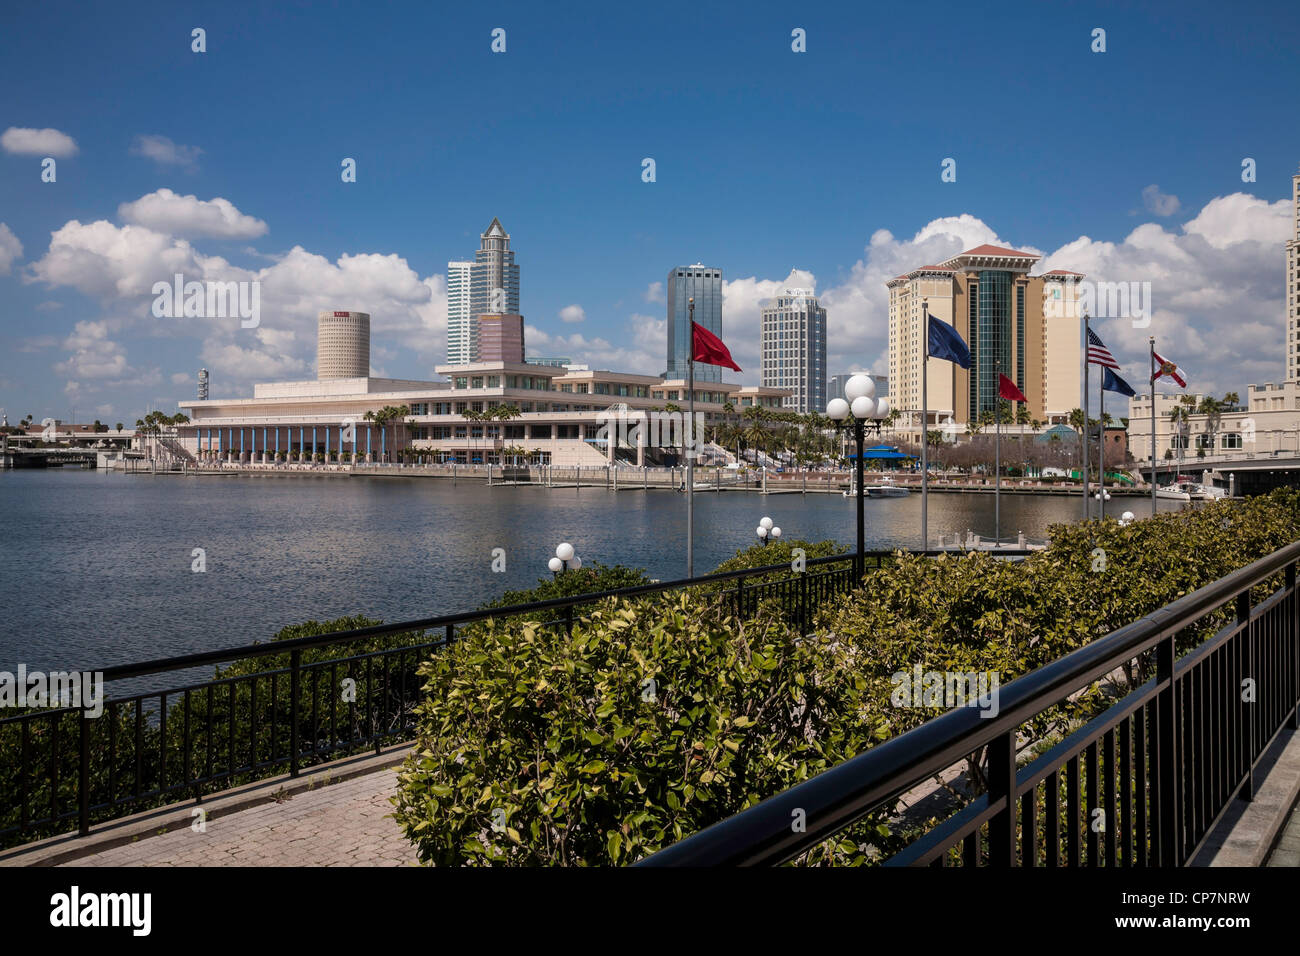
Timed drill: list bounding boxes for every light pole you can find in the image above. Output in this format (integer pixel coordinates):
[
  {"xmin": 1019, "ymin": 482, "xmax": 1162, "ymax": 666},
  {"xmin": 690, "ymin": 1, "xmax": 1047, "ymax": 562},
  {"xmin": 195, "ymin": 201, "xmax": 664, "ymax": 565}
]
[
  {"xmin": 827, "ymin": 375, "xmax": 889, "ymax": 580},
  {"xmin": 547, "ymin": 541, "xmax": 582, "ymax": 577},
  {"xmin": 756, "ymin": 515, "xmax": 782, "ymax": 547}
]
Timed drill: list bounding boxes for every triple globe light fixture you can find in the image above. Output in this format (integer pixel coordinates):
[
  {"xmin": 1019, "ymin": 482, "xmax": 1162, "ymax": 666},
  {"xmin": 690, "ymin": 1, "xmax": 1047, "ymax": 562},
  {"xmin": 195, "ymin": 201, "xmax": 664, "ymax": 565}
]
[
  {"xmin": 825, "ymin": 374, "xmax": 890, "ymax": 429},
  {"xmin": 548, "ymin": 541, "xmax": 582, "ymax": 574},
  {"xmin": 826, "ymin": 374, "xmax": 890, "ymax": 578}
]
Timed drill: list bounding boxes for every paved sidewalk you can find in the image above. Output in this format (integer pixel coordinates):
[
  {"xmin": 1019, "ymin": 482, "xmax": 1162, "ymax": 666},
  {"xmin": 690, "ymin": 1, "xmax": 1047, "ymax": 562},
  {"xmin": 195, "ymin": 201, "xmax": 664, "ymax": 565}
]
[
  {"xmin": 1267, "ymin": 801, "xmax": 1300, "ymax": 867},
  {"xmin": 60, "ymin": 769, "xmax": 418, "ymax": 867}
]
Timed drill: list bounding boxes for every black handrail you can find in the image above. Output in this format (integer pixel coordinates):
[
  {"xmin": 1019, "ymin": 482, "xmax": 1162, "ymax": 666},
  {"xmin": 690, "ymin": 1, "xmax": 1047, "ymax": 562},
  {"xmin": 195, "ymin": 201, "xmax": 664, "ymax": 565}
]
[
  {"xmin": 91, "ymin": 548, "xmax": 1015, "ymax": 681},
  {"xmin": 5, "ymin": 546, "xmax": 1033, "ymax": 849},
  {"xmin": 639, "ymin": 539, "xmax": 1300, "ymax": 866}
]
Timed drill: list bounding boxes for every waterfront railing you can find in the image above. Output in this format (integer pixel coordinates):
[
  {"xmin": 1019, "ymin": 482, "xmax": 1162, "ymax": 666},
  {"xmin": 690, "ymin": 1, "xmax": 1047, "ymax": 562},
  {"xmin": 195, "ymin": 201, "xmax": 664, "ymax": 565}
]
[
  {"xmin": 640, "ymin": 540, "xmax": 1300, "ymax": 866},
  {"xmin": 3, "ymin": 548, "xmax": 1014, "ymax": 849}
]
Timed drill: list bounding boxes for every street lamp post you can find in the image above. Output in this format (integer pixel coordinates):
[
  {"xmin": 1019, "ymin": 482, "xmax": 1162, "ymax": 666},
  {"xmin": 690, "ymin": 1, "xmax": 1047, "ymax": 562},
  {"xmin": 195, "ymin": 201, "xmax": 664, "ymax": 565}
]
[
  {"xmin": 756, "ymin": 515, "xmax": 782, "ymax": 547},
  {"xmin": 548, "ymin": 541, "xmax": 582, "ymax": 577},
  {"xmin": 827, "ymin": 375, "xmax": 890, "ymax": 581}
]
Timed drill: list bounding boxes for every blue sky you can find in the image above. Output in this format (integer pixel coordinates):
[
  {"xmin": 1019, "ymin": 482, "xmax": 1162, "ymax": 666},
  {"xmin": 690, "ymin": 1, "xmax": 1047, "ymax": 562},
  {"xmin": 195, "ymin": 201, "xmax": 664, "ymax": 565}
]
[{"xmin": 2, "ymin": 0, "xmax": 1299, "ymax": 424}]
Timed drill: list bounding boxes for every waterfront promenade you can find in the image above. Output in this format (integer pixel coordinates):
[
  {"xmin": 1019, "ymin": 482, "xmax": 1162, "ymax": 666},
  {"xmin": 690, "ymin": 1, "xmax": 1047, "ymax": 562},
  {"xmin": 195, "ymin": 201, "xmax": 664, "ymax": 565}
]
[{"xmin": 118, "ymin": 457, "xmax": 1160, "ymax": 497}]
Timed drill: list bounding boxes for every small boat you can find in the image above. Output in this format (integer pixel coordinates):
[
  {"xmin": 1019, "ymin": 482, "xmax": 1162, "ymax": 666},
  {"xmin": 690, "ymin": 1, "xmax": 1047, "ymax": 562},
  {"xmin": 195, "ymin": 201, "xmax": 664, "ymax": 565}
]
[
  {"xmin": 867, "ymin": 479, "xmax": 910, "ymax": 498},
  {"xmin": 844, "ymin": 477, "xmax": 910, "ymax": 498},
  {"xmin": 1156, "ymin": 485, "xmax": 1192, "ymax": 502},
  {"xmin": 1186, "ymin": 482, "xmax": 1227, "ymax": 500}
]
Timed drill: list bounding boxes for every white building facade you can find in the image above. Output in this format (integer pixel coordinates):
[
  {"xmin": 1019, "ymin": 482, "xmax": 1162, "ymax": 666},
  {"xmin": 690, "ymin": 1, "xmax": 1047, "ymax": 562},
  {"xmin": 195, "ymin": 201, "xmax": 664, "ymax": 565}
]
[{"xmin": 760, "ymin": 288, "xmax": 827, "ymax": 413}]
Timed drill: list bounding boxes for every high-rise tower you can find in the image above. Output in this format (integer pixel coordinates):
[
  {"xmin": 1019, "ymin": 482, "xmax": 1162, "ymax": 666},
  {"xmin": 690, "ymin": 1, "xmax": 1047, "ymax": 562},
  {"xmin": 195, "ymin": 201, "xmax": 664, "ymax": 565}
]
[
  {"xmin": 666, "ymin": 264, "xmax": 723, "ymax": 383},
  {"xmin": 317, "ymin": 311, "xmax": 370, "ymax": 379},
  {"xmin": 447, "ymin": 218, "xmax": 521, "ymax": 364},
  {"xmin": 761, "ymin": 289, "xmax": 826, "ymax": 413},
  {"xmin": 446, "ymin": 261, "xmax": 473, "ymax": 364}
]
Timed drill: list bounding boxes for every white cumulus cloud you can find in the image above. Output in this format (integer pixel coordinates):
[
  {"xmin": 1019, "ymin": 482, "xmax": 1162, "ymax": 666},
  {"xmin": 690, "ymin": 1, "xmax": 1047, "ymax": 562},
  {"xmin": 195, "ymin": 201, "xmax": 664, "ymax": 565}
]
[
  {"xmin": 1, "ymin": 126, "xmax": 78, "ymax": 157},
  {"xmin": 1142, "ymin": 184, "xmax": 1182, "ymax": 217},
  {"xmin": 118, "ymin": 189, "xmax": 268, "ymax": 239},
  {"xmin": 130, "ymin": 134, "xmax": 202, "ymax": 171},
  {"xmin": 0, "ymin": 223, "xmax": 22, "ymax": 274}
]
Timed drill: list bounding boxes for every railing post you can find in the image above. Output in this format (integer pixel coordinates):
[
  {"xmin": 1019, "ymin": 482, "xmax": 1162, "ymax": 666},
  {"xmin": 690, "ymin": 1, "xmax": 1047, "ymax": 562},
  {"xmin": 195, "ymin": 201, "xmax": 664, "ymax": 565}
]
[
  {"xmin": 1290, "ymin": 562, "xmax": 1300, "ymax": 731},
  {"xmin": 78, "ymin": 711, "xmax": 90, "ymax": 836},
  {"xmin": 290, "ymin": 647, "xmax": 301, "ymax": 778},
  {"xmin": 1238, "ymin": 590, "xmax": 1254, "ymax": 800},
  {"xmin": 1153, "ymin": 634, "xmax": 1181, "ymax": 865},
  {"xmin": 988, "ymin": 731, "xmax": 1017, "ymax": 866},
  {"xmin": 800, "ymin": 566, "xmax": 809, "ymax": 634}
]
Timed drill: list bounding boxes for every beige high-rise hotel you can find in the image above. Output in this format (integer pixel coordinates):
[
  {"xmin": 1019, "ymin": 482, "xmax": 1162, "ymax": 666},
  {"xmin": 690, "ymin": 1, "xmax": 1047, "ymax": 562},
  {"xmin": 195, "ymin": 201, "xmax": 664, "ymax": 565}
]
[{"xmin": 887, "ymin": 244, "xmax": 1084, "ymax": 439}]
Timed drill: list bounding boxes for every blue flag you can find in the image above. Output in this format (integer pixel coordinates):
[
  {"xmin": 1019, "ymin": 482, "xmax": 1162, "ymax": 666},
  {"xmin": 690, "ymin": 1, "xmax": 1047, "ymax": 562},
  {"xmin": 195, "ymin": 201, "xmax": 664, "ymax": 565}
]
[
  {"xmin": 927, "ymin": 316, "xmax": 970, "ymax": 369},
  {"xmin": 1103, "ymin": 366, "xmax": 1135, "ymax": 397}
]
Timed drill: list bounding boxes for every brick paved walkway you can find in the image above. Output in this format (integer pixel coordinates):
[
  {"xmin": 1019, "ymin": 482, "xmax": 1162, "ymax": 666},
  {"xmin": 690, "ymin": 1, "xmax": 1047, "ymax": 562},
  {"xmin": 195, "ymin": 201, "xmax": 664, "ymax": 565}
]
[{"xmin": 61, "ymin": 769, "xmax": 418, "ymax": 867}]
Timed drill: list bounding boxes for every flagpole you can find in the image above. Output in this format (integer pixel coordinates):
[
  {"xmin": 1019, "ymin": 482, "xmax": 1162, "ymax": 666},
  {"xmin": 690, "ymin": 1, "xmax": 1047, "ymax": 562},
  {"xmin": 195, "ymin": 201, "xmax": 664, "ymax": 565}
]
[
  {"xmin": 686, "ymin": 299, "xmax": 695, "ymax": 578},
  {"xmin": 1082, "ymin": 314, "xmax": 1090, "ymax": 521},
  {"xmin": 921, "ymin": 300, "xmax": 929, "ymax": 550},
  {"xmin": 1098, "ymin": 363, "xmax": 1105, "ymax": 520},
  {"xmin": 1150, "ymin": 337, "xmax": 1157, "ymax": 517},
  {"xmin": 995, "ymin": 360, "xmax": 1001, "ymax": 547}
]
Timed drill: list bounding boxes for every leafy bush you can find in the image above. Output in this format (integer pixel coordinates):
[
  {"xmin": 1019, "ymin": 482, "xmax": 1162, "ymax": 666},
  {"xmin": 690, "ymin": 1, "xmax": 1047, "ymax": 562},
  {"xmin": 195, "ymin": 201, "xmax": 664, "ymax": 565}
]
[
  {"xmin": 476, "ymin": 562, "xmax": 653, "ymax": 622},
  {"xmin": 394, "ymin": 490, "xmax": 1300, "ymax": 865},
  {"xmin": 392, "ymin": 593, "xmax": 902, "ymax": 866},
  {"xmin": 818, "ymin": 489, "xmax": 1300, "ymax": 789},
  {"xmin": 711, "ymin": 538, "xmax": 848, "ymax": 576}
]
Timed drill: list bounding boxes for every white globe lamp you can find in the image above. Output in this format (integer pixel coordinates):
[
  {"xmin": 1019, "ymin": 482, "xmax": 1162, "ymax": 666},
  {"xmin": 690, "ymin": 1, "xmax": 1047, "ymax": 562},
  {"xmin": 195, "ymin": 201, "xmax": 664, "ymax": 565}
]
[{"xmin": 844, "ymin": 374, "xmax": 875, "ymax": 402}]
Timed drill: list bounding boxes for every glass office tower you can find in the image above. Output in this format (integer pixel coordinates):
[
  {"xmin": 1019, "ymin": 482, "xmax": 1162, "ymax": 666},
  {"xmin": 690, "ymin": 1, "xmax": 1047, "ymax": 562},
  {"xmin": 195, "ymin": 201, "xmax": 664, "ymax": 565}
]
[{"xmin": 666, "ymin": 264, "xmax": 723, "ymax": 383}]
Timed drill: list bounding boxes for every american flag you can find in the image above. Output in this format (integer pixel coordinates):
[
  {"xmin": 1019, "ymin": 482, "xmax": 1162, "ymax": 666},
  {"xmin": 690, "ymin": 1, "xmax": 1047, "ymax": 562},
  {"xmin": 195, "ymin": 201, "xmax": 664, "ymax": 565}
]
[{"xmin": 1086, "ymin": 329, "xmax": 1121, "ymax": 369}]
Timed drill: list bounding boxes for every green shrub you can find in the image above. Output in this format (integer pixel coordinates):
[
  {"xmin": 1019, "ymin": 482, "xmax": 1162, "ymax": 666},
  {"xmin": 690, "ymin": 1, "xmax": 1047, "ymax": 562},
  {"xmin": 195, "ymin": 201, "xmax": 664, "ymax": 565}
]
[
  {"xmin": 711, "ymin": 538, "xmax": 848, "ymax": 576},
  {"xmin": 476, "ymin": 562, "xmax": 653, "ymax": 622},
  {"xmin": 392, "ymin": 593, "xmax": 902, "ymax": 866},
  {"xmin": 818, "ymin": 489, "xmax": 1300, "ymax": 790}
]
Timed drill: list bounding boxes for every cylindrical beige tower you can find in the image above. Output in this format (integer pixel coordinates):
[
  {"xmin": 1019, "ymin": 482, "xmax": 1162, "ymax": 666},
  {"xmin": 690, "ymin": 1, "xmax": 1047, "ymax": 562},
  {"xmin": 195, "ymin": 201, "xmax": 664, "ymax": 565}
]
[{"xmin": 317, "ymin": 311, "xmax": 370, "ymax": 380}]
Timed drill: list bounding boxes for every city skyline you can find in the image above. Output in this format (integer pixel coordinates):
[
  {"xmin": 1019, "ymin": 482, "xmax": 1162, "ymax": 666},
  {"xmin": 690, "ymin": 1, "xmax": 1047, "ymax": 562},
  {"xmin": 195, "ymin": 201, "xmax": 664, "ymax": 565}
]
[{"xmin": 2, "ymin": 0, "xmax": 1299, "ymax": 423}]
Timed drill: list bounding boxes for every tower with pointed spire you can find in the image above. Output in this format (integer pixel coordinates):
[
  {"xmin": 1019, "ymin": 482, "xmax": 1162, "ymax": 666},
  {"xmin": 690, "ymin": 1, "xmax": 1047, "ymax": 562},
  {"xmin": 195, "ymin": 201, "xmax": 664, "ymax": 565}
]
[{"xmin": 447, "ymin": 217, "xmax": 521, "ymax": 364}]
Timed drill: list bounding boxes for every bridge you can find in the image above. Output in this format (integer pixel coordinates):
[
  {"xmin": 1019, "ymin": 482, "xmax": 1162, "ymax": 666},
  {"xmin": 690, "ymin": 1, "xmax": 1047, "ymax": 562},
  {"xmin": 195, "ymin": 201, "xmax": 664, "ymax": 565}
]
[
  {"xmin": 1, "ymin": 447, "xmax": 104, "ymax": 469},
  {"xmin": 1138, "ymin": 452, "xmax": 1300, "ymax": 496}
]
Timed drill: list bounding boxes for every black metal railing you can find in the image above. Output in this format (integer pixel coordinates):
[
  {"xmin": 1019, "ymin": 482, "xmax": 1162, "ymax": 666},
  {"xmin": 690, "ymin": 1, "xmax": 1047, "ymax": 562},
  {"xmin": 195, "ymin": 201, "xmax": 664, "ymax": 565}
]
[
  {"xmin": 3, "ymin": 547, "xmax": 1019, "ymax": 849},
  {"xmin": 639, "ymin": 540, "xmax": 1300, "ymax": 866}
]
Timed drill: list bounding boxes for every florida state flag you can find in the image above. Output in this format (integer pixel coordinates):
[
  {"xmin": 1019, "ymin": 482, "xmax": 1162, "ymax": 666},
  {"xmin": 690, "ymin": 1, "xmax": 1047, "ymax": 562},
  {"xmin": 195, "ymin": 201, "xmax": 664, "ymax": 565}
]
[
  {"xmin": 998, "ymin": 373, "xmax": 1028, "ymax": 403},
  {"xmin": 691, "ymin": 321, "xmax": 742, "ymax": 372}
]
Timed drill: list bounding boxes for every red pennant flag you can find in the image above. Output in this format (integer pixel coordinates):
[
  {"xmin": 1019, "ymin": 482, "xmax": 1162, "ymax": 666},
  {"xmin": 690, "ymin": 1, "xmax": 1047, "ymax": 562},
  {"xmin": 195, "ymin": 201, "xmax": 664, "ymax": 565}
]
[
  {"xmin": 691, "ymin": 321, "xmax": 742, "ymax": 372},
  {"xmin": 998, "ymin": 373, "xmax": 1028, "ymax": 403}
]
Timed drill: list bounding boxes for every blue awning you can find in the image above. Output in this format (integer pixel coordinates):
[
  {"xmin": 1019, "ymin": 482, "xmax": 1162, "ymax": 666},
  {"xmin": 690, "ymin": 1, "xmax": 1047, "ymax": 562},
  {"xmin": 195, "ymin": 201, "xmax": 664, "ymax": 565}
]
[{"xmin": 848, "ymin": 446, "xmax": 916, "ymax": 460}]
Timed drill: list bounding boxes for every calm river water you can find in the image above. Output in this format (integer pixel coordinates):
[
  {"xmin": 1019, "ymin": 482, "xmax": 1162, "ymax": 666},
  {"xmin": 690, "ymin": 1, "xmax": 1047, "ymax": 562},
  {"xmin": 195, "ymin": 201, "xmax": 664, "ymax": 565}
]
[{"xmin": 0, "ymin": 469, "xmax": 1173, "ymax": 670}]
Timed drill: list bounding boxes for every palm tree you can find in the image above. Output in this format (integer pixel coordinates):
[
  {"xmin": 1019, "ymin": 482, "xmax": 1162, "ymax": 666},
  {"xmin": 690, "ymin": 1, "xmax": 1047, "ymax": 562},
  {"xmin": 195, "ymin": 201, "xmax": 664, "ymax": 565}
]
[
  {"xmin": 1169, "ymin": 399, "xmax": 1194, "ymax": 475},
  {"xmin": 461, "ymin": 408, "xmax": 482, "ymax": 463},
  {"xmin": 364, "ymin": 405, "xmax": 409, "ymax": 462}
]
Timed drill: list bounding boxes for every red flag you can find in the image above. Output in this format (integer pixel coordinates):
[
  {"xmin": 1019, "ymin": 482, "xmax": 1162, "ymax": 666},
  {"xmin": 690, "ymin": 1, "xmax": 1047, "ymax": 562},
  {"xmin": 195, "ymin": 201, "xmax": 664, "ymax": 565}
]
[
  {"xmin": 690, "ymin": 321, "xmax": 742, "ymax": 372},
  {"xmin": 998, "ymin": 373, "xmax": 1027, "ymax": 403}
]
